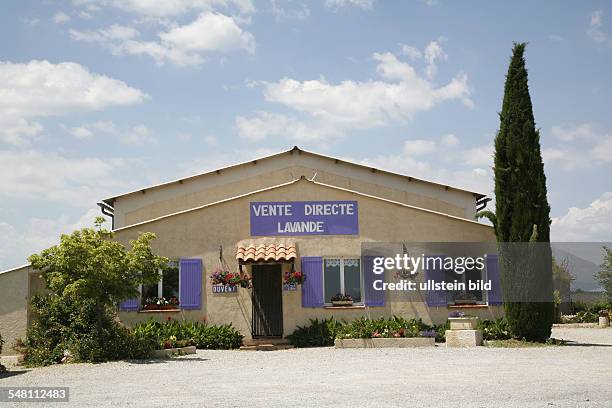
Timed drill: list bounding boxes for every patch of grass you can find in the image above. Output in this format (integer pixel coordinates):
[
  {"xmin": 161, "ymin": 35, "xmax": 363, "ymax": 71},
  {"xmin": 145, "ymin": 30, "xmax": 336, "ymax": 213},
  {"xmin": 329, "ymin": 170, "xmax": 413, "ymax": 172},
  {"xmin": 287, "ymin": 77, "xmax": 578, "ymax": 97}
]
[{"xmin": 484, "ymin": 338, "xmax": 566, "ymax": 348}]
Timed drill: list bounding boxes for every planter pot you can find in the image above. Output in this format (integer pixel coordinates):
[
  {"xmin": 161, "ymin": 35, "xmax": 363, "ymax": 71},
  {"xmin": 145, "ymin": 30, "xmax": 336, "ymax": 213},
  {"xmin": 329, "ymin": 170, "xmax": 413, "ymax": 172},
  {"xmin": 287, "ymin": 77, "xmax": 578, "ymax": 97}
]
[
  {"xmin": 152, "ymin": 346, "xmax": 197, "ymax": 359},
  {"xmin": 599, "ymin": 316, "xmax": 610, "ymax": 328},
  {"xmin": 331, "ymin": 300, "xmax": 353, "ymax": 306},
  {"xmin": 448, "ymin": 317, "xmax": 479, "ymax": 330},
  {"xmin": 212, "ymin": 284, "xmax": 238, "ymax": 293},
  {"xmin": 334, "ymin": 337, "xmax": 435, "ymax": 348},
  {"xmin": 283, "ymin": 283, "xmax": 297, "ymax": 291},
  {"xmin": 143, "ymin": 304, "xmax": 158, "ymax": 311}
]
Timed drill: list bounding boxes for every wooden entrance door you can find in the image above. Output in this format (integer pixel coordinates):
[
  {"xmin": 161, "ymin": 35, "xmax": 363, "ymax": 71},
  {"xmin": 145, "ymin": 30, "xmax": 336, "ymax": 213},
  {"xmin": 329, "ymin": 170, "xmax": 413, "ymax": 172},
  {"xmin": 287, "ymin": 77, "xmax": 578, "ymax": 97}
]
[{"xmin": 251, "ymin": 264, "xmax": 283, "ymax": 337}]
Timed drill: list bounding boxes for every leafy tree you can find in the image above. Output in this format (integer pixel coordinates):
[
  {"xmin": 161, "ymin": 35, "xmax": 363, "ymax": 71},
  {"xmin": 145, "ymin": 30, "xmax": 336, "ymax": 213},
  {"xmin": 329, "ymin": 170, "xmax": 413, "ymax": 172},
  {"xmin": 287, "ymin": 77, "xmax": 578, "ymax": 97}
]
[
  {"xmin": 493, "ymin": 43, "xmax": 554, "ymax": 341},
  {"xmin": 27, "ymin": 217, "xmax": 167, "ymax": 360},
  {"xmin": 595, "ymin": 246, "xmax": 612, "ymax": 302}
]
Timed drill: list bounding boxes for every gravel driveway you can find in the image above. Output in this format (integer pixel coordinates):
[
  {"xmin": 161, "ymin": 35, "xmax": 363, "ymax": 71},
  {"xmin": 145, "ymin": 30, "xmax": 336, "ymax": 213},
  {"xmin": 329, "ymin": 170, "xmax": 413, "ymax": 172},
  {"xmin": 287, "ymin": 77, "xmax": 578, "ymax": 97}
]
[{"xmin": 1, "ymin": 328, "xmax": 610, "ymax": 408}]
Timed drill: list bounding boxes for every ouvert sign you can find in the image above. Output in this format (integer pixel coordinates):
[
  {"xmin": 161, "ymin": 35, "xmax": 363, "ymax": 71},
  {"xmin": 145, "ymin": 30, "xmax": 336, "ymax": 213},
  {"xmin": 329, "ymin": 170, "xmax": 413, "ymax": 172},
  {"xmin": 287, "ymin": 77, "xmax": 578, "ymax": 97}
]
[{"xmin": 250, "ymin": 201, "xmax": 359, "ymax": 236}]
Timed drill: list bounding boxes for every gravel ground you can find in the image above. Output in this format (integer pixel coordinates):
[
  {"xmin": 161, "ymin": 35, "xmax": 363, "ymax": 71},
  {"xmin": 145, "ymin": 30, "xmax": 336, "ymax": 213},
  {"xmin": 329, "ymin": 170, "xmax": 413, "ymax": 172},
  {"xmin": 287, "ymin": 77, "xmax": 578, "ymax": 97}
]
[{"xmin": 1, "ymin": 327, "xmax": 611, "ymax": 408}]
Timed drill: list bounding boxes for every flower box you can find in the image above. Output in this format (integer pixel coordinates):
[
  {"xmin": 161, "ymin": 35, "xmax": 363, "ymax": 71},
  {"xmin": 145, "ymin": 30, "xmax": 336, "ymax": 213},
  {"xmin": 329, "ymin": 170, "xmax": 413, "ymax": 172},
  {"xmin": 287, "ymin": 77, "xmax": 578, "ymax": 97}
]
[
  {"xmin": 334, "ymin": 337, "xmax": 435, "ymax": 348},
  {"xmin": 212, "ymin": 284, "xmax": 238, "ymax": 294},
  {"xmin": 331, "ymin": 300, "xmax": 353, "ymax": 307},
  {"xmin": 448, "ymin": 316, "xmax": 479, "ymax": 330},
  {"xmin": 151, "ymin": 346, "xmax": 197, "ymax": 359},
  {"xmin": 283, "ymin": 283, "xmax": 297, "ymax": 291}
]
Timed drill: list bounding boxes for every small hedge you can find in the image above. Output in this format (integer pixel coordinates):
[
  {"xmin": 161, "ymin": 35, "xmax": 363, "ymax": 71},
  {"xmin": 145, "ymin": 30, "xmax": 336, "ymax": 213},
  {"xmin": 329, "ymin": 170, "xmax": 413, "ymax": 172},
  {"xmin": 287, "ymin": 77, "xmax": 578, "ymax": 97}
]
[
  {"xmin": 478, "ymin": 318, "xmax": 512, "ymax": 340},
  {"xmin": 286, "ymin": 318, "xmax": 341, "ymax": 347},
  {"xmin": 132, "ymin": 319, "xmax": 243, "ymax": 350},
  {"xmin": 564, "ymin": 301, "xmax": 611, "ymax": 323}
]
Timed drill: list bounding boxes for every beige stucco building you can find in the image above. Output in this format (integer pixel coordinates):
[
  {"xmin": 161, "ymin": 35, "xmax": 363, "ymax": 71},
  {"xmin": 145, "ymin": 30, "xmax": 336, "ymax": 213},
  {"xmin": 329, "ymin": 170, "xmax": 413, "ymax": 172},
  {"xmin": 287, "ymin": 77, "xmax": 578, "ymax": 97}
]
[{"xmin": 0, "ymin": 146, "xmax": 500, "ymax": 354}]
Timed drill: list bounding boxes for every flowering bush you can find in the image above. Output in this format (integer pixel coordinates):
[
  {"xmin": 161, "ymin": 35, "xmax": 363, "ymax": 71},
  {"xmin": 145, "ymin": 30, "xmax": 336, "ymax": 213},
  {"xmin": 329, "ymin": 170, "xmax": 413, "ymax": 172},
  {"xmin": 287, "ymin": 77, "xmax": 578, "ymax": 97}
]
[
  {"xmin": 283, "ymin": 270, "xmax": 305, "ymax": 285},
  {"xmin": 209, "ymin": 267, "xmax": 243, "ymax": 287}
]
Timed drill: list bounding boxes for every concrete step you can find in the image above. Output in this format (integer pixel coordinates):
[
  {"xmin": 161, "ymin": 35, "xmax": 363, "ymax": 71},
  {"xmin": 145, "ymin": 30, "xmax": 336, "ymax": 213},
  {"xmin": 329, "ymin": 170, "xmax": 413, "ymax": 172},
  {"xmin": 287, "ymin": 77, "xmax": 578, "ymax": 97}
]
[{"xmin": 239, "ymin": 343, "xmax": 294, "ymax": 351}]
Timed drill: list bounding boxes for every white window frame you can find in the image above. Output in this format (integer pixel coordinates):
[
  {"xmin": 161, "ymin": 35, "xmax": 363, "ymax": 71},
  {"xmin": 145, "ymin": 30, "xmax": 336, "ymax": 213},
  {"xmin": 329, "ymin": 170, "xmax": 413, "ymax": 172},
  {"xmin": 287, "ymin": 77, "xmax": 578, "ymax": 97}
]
[
  {"xmin": 445, "ymin": 264, "xmax": 487, "ymax": 306},
  {"xmin": 140, "ymin": 262, "xmax": 181, "ymax": 302},
  {"xmin": 322, "ymin": 257, "xmax": 363, "ymax": 305}
]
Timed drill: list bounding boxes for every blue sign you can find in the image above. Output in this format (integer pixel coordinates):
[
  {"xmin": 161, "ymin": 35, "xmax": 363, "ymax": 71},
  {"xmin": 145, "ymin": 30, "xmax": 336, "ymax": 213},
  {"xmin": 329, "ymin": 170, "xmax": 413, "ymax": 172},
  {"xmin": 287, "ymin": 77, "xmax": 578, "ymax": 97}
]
[{"xmin": 250, "ymin": 201, "xmax": 359, "ymax": 236}]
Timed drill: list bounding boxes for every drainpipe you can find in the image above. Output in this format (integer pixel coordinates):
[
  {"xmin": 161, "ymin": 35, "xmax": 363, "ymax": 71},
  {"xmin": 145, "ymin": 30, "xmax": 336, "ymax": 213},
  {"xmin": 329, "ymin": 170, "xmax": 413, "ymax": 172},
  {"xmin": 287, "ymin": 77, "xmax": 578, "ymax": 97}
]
[{"xmin": 97, "ymin": 202, "xmax": 115, "ymax": 230}]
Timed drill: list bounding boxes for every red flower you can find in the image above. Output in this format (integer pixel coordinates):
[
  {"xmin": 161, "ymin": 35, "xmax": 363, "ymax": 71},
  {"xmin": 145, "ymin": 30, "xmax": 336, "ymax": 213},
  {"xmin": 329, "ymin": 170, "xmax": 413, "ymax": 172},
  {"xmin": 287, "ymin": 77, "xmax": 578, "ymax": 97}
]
[{"xmin": 166, "ymin": 316, "xmax": 172, "ymax": 321}]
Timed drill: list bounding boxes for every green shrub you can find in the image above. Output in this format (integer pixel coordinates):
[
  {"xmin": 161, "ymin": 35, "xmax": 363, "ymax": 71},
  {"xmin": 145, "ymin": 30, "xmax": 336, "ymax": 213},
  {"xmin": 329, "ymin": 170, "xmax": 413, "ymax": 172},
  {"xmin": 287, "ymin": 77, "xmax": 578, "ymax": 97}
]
[
  {"xmin": 432, "ymin": 321, "xmax": 450, "ymax": 343},
  {"xmin": 286, "ymin": 318, "xmax": 341, "ymax": 347},
  {"xmin": 22, "ymin": 294, "xmax": 155, "ymax": 367},
  {"xmin": 132, "ymin": 319, "xmax": 243, "ymax": 350},
  {"xmin": 478, "ymin": 318, "xmax": 512, "ymax": 340}
]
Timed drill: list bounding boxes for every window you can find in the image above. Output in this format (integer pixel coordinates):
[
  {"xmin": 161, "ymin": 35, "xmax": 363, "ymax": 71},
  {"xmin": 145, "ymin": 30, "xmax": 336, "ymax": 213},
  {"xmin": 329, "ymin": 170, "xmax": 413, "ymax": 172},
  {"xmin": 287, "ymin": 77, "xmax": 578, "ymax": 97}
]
[
  {"xmin": 444, "ymin": 263, "xmax": 486, "ymax": 305},
  {"xmin": 323, "ymin": 258, "xmax": 362, "ymax": 304},
  {"xmin": 141, "ymin": 261, "xmax": 180, "ymax": 304}
]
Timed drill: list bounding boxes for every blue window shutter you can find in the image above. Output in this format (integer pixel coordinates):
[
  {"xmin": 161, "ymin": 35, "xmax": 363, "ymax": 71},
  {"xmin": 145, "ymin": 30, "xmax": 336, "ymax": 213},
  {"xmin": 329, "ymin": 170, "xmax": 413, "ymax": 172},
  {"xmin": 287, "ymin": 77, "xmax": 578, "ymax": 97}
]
[
  {"xmin": 301, "ymin": 256, "xmax": 324, "ymax": 307},
  {"xmin": 425, "ymin": 255, "xmax": 447, "ymax": 307},
  {"xmin": 363, "ymin": 255, "xmax": 384, "ymax": 307},
  {"xmin": 119, "ymin": 298, "xmax": 139, "ymax": 311},
  {"xmin": 486, "ymin": 254, "xmax": 502, "ymax": 305},
  {"xmin": 180, "ymin": 258, "xmax": 202, "ymax": 310}
]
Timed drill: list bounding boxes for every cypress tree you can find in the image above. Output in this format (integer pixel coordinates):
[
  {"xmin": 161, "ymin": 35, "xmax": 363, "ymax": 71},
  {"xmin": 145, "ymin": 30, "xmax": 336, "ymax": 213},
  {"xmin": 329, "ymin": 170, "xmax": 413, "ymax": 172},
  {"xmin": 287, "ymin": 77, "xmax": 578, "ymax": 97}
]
[{"xmin": 493, "ymin": 43, "xmax": 554, "ymax": 341}]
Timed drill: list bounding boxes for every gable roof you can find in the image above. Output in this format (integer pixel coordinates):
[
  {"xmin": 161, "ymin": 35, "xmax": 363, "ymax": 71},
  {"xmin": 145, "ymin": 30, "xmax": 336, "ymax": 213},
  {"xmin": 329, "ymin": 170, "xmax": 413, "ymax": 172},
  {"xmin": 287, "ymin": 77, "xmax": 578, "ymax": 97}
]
[
  {"xmin": 113, "ymin": 176, "xmax": 491, "ymax": 232},
  {"xmin": 102, "ymin": 146, "xmax": 486, "ymax": 207}
]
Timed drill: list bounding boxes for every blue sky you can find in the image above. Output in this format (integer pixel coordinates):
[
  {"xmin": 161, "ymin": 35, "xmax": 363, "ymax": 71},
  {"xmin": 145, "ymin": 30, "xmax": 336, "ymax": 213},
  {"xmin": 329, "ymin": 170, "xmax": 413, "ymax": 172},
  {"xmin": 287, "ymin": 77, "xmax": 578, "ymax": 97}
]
[{"xmin": 1, "ymin": 0, "xmax": 611, "ymax": 270}]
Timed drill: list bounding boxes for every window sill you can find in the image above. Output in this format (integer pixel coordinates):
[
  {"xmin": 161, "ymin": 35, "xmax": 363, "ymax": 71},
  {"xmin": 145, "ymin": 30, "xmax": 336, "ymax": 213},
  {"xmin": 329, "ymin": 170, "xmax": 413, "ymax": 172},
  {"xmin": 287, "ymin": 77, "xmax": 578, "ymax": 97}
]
[
  {"xmin": 447, "ymin": 304, "xmax": 489, "ymax": 309},
  {"xmin": 137, "ymin": 309, "xmax": 181, "ymax": 313},
  {"xmin": 324, "ymin": 305, "xmax": 366, "ymax": 310}
]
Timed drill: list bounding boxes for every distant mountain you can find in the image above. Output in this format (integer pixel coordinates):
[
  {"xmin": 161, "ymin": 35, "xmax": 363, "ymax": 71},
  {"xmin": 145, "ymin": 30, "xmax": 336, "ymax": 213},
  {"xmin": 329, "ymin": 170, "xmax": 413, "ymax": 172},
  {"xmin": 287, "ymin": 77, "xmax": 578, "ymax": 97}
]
[{"xmin": 551, "ymin": 243, "xmax": 607, "ymax": 292}]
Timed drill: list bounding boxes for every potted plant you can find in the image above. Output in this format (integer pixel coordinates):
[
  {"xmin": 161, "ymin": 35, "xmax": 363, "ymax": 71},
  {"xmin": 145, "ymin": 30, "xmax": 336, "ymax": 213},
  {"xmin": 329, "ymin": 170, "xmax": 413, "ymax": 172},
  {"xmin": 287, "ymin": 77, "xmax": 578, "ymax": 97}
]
[
  {"xmin": 283, "ymin": 270, "xmax": 305, "ymax": 291},
  {"xmin": 331, "ymin": 293, "xmax": 353, "ymax": 306},
  {"xmin": 448, "ymin": 311, "xmax": 479, "ymax": 330},
  {"xmin": 210, "ymin": 267, "xmax": 240, "ymax": 293}
]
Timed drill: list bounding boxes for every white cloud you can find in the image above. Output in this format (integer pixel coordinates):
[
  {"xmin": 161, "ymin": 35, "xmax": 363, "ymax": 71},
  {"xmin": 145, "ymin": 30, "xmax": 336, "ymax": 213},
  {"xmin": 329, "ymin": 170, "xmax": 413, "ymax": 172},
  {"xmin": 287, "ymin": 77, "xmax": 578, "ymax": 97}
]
[
  {"xmin": 61, "ymin": 120, "xmax": 156, "ymax": 145},
  {"xmin": 236, "ymin": 111, "xmax": 340, "ymax": 142},
  {"xmin": 204, "ymin": 135, "xmax": 217, "ymax": 144},
  {"xmin": 545, "ymin": 124, "xmax": 612, "ymax": 169},
  {"xmin": 401, "ymin": 44, "xmax": 422, "ymax": 60},
  {"xmin": 325, "ymin": 0, "xmax": 374, "ymax": 10},
  {"xmin": 551, "ymin": 192, "xmax": 612, "ymax": 241},
  {"xmin": 592, "ymin": 138, "xmax": 612, "ymax": 162},
  {"xmin": 0, "ymin": 149, "xmax": 137, "ymax": 206},
  {"xmin": 0, "ymin": 208, "xmax": 106, "ymax": 271},
  {"xmin": 360, "ymin": 151, "xmax": 492, "ymax": 195},
  {"xmin": 107, "ymin": 0, "xmax": 255, "ymax": 17},
  {"xmin": 441, "ymin": 133, "xmax": 460, "ymax": 147},
  {"xmin": 552, "ymin": 123, "xmax": 596, "ymax": 141},
  {"xmin": 53, "ymin": 11, "xmax": 71, "ymax": 24},
  {"xmin": 403, "ymin": 139, "xmax": 436, "ymax": 156},
  {"xmin": 160, "ymin": 12, "xmax": 255, "ymax": 53},
  {"xmin": 463, "ymin": 144, "xmax": 493, "ymax": 167},
  {"xmin": 62, "ymin": 125, "xmax": 94, "ymax": 139},
  {"xmin": 271, "ymin": 0, "xmax": 310, "ymax": 21},
  {"xmin": 423, "ymin": 40, "xmax": 447, "ymax": 79},
  {"xmin": 237, "ymin": 49, "xmax": 471, "ymax": 143},
  {"xmin": 70, "ymin": 12, "xmax": 255, "ymax": 66},
  {"xmin": 400, "ymin": 39, "xmax": 447, "ymax": 79},
  {"xmin": 587, "ymin": 10, "xmax": 612, "ymax": 45},
  {"xmin": 0, "ymin": 60, "xmax": 148, "ymax": 145},
  {"xmin": 123, "ymin": 124, "xmax": 156, "ymax": 145}
]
